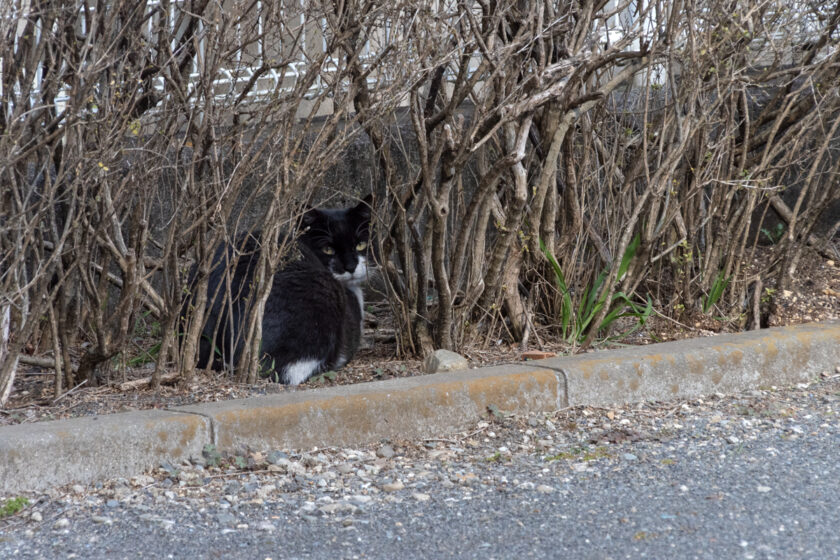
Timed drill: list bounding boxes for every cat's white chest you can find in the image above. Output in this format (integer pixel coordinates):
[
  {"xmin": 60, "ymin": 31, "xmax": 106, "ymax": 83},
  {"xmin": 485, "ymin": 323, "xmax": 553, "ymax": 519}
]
[{"xmin": 348, "ymin": 284, "xmax": 364, "ymax": 317}]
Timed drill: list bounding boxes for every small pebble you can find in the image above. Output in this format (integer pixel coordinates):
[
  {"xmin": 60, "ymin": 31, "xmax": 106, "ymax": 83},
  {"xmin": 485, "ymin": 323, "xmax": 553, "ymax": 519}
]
[
  {"xmin": 131, "ymin": 474, "xmax": 154, "ymax": 487},
  {"xmin": 267, "ymin": 451, "xmax": 289, "ymax": 465},
  {"xmin": 382, "ymin": 480, "xmax": 405, "ymax": 492},
  {"xmin": 377, "ymin": 445, "xmax": 396, "ymax": 459},
  {"xmin": 53, "ymin": 518, "xmax": 70, "ymax": 529}
]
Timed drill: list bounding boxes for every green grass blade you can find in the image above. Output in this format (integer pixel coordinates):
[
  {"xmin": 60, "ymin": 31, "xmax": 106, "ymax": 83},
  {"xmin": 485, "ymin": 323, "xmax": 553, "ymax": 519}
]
[{"xmin": 617, "ymin": 233, "xmax": 641, "ymax": 281}]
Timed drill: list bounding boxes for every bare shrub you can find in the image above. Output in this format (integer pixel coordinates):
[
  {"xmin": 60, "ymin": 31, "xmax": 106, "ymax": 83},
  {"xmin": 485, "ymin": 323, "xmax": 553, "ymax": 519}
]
[
  {"xmin": 356, "ymin": 0, "xmax": 839, "ymax": 355},
  {"xmin": 0, "ymin": 0, "xmax": 411, "ymax": 403},
  {"xmin": 1, "ymin": 0, "xmax": 838, "ymax": 406}
]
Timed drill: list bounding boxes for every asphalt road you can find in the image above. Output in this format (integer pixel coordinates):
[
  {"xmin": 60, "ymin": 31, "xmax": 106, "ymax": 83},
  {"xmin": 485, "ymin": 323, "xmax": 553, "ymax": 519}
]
[{"xmin": 2, "ymin": 376, "xmax": 839, "ymax": 559}]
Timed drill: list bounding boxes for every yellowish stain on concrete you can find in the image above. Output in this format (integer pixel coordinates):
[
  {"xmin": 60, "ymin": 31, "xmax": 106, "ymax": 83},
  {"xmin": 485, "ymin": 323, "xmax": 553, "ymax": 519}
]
[
  {"xmin": 684, "ymin": 353, "xmax": 705, "ymax": 375},
  {"xmin": 645, "ymin": 354, "xmax": 666, "ymax": 366},
  {"xmin": 212, "ymin": 371, "xmax": 558, "ymax": 448},
  {"xmin": 634, "ymin": 363, "xmax": 644, "ymax": 378}
]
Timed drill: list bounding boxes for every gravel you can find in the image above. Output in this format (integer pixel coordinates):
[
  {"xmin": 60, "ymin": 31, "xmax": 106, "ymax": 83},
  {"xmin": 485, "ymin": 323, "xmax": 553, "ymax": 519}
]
[{"xmin": 1, "ymin": 372, "xmax": 839, "ymax": 559}]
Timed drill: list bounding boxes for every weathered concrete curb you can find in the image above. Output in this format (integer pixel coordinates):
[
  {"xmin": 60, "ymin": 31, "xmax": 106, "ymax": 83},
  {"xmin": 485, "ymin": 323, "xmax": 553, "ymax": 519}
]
[
  {"xmin": 175, "ymin": 364, "xmax": 561, "ymax": 451},
  {"xmin": 532, "ymin": 321, "xmax": 840, "ymax": 407},
  {"xmin": 1, "ymin": 321, "xmax": 838, "ymax": 494},
  {"xmin": 0, "ymin": 410, "xmax": 210, "ymax": 494}
]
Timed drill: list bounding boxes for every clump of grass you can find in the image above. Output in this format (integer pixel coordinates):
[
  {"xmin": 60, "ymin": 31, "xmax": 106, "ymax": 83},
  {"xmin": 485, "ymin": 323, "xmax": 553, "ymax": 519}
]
[
  {"xmin": 702, "ymin": 270, "xmax": 731, "ymax": 314},
  {"xmin": 541, "ymin": 235, "xmax": 652, "ymax": 344},
  {"xmin": 1, "ymin": 496, "xmax": 29, "ymax": 518}
]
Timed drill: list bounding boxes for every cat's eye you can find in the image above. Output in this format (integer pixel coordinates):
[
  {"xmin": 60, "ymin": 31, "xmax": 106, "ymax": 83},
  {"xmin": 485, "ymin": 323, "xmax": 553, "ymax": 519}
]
[
  {"xmin": 322, "ymin": 246, "xmax": 335, "ymax": 255},
  {"xmin": 355, "ymin": 241, "xmax": 368, "ymax": 251}
]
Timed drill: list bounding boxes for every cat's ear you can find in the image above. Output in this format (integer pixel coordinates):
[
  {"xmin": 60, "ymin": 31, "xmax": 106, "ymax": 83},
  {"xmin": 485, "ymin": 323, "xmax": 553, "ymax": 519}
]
[{"xmin": 352, "ymin": 194, "xmax": 373, "ymax": 221}]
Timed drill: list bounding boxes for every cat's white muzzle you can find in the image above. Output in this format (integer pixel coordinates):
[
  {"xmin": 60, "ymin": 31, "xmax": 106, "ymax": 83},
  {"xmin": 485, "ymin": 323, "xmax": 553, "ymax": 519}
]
[{"xmin": 332, "ymin": 256, "xmax": 367, "ymax": 286}]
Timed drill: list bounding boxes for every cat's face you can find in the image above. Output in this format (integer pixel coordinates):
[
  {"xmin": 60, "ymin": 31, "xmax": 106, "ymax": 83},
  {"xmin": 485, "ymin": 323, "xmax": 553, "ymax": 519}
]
[{"xmin": 299, "ymin": 195, "xmax": 372, "ymax": 285}]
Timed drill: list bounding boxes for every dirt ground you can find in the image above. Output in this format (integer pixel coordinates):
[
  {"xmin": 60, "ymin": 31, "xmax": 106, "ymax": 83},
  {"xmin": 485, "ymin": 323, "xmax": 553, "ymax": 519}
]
[{"xmin": 2, "ymin": 245, "xmax": 837, "ymax": 427}]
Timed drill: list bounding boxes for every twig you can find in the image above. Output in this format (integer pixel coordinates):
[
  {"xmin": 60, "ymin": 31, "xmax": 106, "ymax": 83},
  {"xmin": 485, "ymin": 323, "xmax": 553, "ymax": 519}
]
[
  {"xmin": 465, "ymin": 424, "xmax": 489, "ymax": 438},
  {"xmin": 651, "ymin": 308, "xmax": 708, "ymax": 332},
  {"xmin": 52, "ymin": 379, "xmax": 88, "ymax": 405},
  {"xmin": 118, "ymin": 372, "xmax": 180, "ymax": 391}
]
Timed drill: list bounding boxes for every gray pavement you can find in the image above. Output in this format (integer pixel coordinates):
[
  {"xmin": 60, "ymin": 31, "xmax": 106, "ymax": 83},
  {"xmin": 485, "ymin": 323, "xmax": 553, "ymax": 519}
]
[{"xmin": 2, "ymin": 374, "xmax": 839, "ymax": 559}]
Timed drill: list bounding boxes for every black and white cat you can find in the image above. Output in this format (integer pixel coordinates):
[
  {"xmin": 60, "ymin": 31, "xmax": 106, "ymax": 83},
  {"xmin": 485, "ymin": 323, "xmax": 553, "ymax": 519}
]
[{"xmin": 195, "ymin": 195, "xmax": 371, "ymax": 384}]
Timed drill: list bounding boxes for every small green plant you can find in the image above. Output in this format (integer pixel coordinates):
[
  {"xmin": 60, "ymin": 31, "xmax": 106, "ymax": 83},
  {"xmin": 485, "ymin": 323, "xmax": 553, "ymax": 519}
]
[
  {"xmin": 1, "ymin": 496, "xmax": 29, "ymax": 518},
  {"xmin": 133, "ymin": 310, "xmax": 162, "ymax": 338},
  {"xmin": 702, "ymin": 270, "xmax": 732, "ymax": 314},
  {"xmin": 761, "ymin": 223, "xmax": 785, "ymax": 244},
  {"xmin": 310, "ymin": 370, "xmax": 337, "ymax": 384},
  {"xmin": 259, "ymin": 355, "xmax": 277, "ymax": 380},
  {"xmin": 540, "ymin": 235, "xmax": 653, "ymax": 344},
  {"xmin": 761, "ymin": 287, "xmax": 776, "ymax": 304},
  {"xmin": 128, "ymin": 341, "xmax": 162, "ymax": 367},
  {"xmin": 487, "ymin": 403, "xmax": 504, "ymax": 420},
  {"xmin": 202, "ymin": 444, "xmax": 223, "ymax": 467}
]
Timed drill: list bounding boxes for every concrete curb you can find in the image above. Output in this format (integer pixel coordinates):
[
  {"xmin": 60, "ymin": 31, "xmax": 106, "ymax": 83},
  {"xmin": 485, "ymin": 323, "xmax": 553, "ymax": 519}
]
[
  {"xmin": 0, "ymin": 410, "xmax": 210, "ymax": 494},
  {"xmin": 175, "ymin": 363, "xmax": 561, "ymax": 451},
  {"xmin": 532, "ymin": 320, "xmax": 840, "ymax": 407},
  {"xmin": 1, "ymin": 322, "xmax": 838, "ymax": 494}
]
